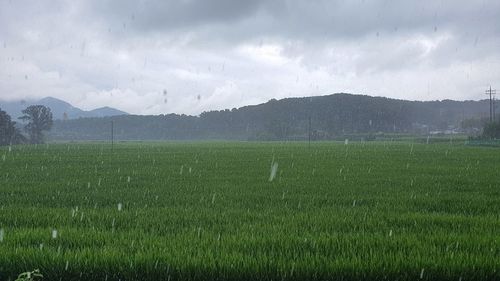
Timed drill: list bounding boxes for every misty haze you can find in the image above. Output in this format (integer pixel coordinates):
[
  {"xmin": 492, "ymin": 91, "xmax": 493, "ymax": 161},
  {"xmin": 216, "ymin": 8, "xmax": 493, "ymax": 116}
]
[{"xmin": 1, "ymin": 1, "xmax": 500, "ymax": 281}]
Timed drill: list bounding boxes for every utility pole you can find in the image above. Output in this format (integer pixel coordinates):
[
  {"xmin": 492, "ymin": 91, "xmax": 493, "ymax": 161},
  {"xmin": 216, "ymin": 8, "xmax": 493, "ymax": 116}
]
[
  {"xmin": 308, "ymin": 116, "xmax": 311, "ymax": 148},
  {"xmin": 485, "ymin": 86, "xmax": 497, "ymax": 122},
  {"xmin": 111, "ymin": 120, "xmax": 114, "ymax": 152},
  {"xmin": 308, "ymin": 97, "xmax": 313, "ymax": 148}
]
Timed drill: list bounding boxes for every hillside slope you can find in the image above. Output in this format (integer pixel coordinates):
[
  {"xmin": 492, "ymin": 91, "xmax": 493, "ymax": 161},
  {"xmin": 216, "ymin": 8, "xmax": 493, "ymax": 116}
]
[{"xmin": 49, "ymin": 93, "xmax": 490, "ymax": 141}]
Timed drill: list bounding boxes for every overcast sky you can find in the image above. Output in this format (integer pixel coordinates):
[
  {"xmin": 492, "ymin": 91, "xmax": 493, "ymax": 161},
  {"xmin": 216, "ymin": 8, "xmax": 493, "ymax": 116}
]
[{"xmin": 1, "ymin": 0, "xmax": 499, "ymax": 115}]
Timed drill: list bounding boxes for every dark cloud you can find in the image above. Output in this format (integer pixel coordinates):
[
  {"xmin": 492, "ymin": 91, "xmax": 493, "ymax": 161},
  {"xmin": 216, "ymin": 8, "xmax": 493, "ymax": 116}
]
[
  {"xmin": 95, "ymin": 0, "xmax": 266, "ymax": 31},
  {"xmin": 83, "ymin": 0, "xmax": 500, "ymax": 41}
]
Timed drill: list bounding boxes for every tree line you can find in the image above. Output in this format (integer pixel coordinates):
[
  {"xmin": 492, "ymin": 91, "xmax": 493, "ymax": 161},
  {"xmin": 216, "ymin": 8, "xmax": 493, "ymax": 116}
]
[{"xmin": 0, "ymin": 105, "xmax": 53, "ymax": 146}]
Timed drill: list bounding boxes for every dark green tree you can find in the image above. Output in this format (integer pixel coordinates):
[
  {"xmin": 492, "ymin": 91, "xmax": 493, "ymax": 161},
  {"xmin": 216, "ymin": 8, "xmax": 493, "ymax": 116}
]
[
  {"xmin": 482, "ymin": 121, "xmax": 500, "ymax": 139},
  {"xmin": 0, "ymin": 108, "xmax": 25, "ymax": 146},
  {"xmin": 19, "ymin": 105, "xmax": 53, "ymax": 144}
]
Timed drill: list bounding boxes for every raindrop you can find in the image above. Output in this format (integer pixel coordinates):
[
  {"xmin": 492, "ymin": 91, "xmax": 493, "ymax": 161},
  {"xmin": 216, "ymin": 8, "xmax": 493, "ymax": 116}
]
[
  {"xmin": 420, "ymin": 268, "xmax": 425, "ymax": 279},
  {"xmin": 52, "ymin": 229, "xmax": 58, "ymax": 239},
  {"xmin": 269, "ymin": 162, "xmax": 278, "ymax": 182},
  {"xmin": 389, "ymin": 229, "xmax": 393, "ymax": 237},
  {"xmin": 344, "ymin": 139, "xmax": 349, "ymax": 145},
  {"xmin": 118, "ymin": 203, "xmax": 123, "ymax": 211},
  {"xmin": 211, "ymin": 193, "xmax": 216, "ymax": 204},
  {"xmin": 0, "ymin": 228, "xmax": 4, "ymax": 242},
  {"xmin": 80, "ymin": 40, "xmax": 86, "ymax": 57}
]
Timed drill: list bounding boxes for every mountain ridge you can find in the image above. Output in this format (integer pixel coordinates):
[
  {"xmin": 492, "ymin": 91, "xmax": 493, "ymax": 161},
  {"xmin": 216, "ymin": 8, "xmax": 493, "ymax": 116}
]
[{"xmin": 48, "ymin": 93, "xmax": 493, "ymax": 141}]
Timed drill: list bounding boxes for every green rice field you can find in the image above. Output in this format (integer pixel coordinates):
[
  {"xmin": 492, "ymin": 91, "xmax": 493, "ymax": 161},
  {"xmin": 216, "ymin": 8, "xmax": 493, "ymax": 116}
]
[{"xmin": 0, "ymin": 141, "xmax": 500, "ymax": 281}]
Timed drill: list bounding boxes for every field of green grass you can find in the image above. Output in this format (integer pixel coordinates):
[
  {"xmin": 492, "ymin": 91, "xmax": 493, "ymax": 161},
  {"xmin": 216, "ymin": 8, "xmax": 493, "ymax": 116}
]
[{"xmin": 1, "ymin": 141, "xmax": 500, "ymax": 281}]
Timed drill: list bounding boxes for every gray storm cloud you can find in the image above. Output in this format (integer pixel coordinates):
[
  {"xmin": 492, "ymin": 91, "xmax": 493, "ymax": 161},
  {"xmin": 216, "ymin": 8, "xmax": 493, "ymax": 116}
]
[{"xmin": 1, "ymin": 0, "xmax": 499, "ymax": 115}]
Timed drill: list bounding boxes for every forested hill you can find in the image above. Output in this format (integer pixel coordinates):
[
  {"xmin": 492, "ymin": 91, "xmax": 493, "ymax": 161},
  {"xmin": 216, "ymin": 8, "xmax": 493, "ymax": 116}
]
[{"xmin": 49, "ymin": 93, "xmax": 490, "ymax": 141}]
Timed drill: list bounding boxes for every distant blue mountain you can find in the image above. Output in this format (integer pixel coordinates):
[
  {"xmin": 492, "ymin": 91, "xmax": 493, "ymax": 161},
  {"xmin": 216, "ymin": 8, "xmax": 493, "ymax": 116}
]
[
  {"xmin": 0, "ymin": 97, "xmax": 128, "ymax": 120},
  {"xmin": 88, "ymin": 106, "xmax": 129, "ymax": 118}
]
